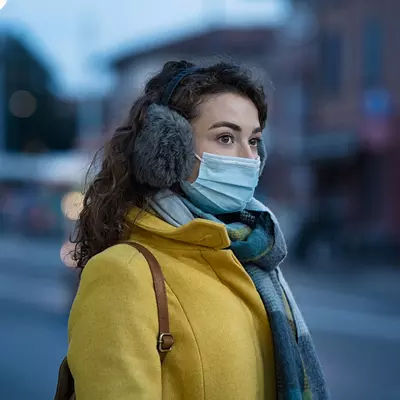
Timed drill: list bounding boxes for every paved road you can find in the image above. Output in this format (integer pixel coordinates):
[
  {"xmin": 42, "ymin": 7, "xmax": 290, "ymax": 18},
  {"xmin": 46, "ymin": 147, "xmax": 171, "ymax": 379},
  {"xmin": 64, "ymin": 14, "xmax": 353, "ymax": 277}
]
[
  {"xmin": 0, "ymin": 236, "xmax": 72, "ymax": 400},
  {"xmin": 286, "ymin": 268, "xmax": 400, "ymax": 400},
  {"xmin": 0, "ymin": 302, "xmax": 68, "ymax": 400},
  {"xmin": 0, "ymin": 236, "xmax": 399, "ymax": 399}
]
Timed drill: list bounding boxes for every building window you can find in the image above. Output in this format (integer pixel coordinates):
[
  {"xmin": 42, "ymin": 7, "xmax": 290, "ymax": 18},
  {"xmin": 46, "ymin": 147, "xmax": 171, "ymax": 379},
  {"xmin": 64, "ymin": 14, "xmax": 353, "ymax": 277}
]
[
  {"xmin": 362, "ymin": 19, "xmax": 383, "ymax": 87},
  {"xmin": 320, "ymin": 31, "xmax": 342, "ymax": 95}
]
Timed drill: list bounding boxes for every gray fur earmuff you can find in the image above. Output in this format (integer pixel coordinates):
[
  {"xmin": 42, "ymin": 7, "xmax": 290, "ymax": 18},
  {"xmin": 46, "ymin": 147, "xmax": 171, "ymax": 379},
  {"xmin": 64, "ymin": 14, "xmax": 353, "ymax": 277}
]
[{"xmin": 132, "ymin": 104, "xmax": 196, "ymax": 188}]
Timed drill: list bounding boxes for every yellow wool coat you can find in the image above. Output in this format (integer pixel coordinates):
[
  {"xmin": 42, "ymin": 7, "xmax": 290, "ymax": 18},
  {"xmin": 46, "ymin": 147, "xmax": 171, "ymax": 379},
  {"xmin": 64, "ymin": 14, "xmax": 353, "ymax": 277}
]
[{"xmin": 68, "ymin": 208, "xmax": 276, "ymax": 399}]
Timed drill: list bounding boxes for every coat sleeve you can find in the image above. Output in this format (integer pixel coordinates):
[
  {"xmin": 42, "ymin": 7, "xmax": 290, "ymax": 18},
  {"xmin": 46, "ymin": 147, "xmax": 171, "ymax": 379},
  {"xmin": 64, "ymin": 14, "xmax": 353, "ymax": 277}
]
[{"xmin": 67, "ymin": 248, "xmax": 162, "ymax": 400}]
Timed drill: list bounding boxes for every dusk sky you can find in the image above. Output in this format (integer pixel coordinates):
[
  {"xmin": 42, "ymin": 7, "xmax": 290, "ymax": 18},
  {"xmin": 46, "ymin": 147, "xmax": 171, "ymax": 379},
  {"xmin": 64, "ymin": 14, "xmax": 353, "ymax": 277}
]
[{"xmin": 0, "ymin": 0, "xmax": 289, "ymax": 95}]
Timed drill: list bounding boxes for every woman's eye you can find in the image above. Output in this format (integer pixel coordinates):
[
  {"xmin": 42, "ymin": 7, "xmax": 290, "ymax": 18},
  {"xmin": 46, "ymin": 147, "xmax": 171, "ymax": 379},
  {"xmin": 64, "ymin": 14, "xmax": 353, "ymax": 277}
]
[
  {"xmin": 249, "ymin": 138, "xmax": 260, "ymax": 147},
  {"xmin": 218, "ymin": 135, "xmax": 234, "ymax": 145}
]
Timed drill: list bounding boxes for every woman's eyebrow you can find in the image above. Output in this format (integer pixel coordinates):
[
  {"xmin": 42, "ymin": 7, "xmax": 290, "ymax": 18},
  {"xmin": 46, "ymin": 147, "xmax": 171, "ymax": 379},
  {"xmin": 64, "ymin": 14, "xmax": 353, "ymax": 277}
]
[{"xmin": 208, "ymin": 121, "xmax": 261, "ymax": 133}]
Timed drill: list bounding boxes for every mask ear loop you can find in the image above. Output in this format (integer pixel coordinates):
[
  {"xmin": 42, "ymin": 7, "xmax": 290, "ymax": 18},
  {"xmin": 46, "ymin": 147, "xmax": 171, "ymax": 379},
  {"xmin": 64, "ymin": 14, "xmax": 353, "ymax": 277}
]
[{"xmin": 195, "ymin": 153, "xmax": 203, "ymax": 162}]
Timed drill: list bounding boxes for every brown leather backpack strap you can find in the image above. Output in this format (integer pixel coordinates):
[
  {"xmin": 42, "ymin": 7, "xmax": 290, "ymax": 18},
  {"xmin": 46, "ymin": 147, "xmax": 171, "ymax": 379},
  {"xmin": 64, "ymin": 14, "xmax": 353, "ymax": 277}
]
[{"xmin": 122, "ymin": 242, "xmax": 174, "ymax": 363}]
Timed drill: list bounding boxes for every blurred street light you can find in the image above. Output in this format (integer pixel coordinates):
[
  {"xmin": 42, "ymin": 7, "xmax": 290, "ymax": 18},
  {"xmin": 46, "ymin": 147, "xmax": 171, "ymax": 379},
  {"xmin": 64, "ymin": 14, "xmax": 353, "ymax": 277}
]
[
  {"xmin": 9, "ymin": 90, "xmax": 37, "ymax": 118},
  {"xmin": 60, "ymin": 241, "xmax": 77, "ymax": 268},
  {"xmin": 61, "ymin": 191, "xmax": 84, "ymax": 221}
]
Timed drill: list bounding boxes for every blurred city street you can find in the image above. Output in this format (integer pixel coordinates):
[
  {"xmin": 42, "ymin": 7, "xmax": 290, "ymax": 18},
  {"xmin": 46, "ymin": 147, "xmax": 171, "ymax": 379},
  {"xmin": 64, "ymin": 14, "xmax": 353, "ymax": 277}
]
[{"xmin": 0, "ymin": 235, "xmax": 399, "ymax": 400}]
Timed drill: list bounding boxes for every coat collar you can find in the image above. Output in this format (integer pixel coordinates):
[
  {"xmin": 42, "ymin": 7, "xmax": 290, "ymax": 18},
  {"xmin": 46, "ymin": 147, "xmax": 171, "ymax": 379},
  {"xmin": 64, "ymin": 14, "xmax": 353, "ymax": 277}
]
[{"xmin": 126, "ymin": 207, "xmax": 231, "ymax": 249}]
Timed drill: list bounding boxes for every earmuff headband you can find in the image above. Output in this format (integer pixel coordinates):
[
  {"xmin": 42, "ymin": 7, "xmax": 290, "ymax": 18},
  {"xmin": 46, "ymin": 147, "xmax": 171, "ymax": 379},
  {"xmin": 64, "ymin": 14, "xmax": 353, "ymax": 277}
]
[{"xmin": 161, "ymin": 67, "xmax": 201, "ymax": 105}]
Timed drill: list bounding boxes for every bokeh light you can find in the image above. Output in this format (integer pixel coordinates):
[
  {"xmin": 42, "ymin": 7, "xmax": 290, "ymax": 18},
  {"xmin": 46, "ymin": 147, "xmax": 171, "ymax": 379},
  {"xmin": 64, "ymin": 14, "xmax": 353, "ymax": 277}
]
[
  {"xmin": 0, "ymin": 0, "xmax": 7, "ymax": 11},
  {"xmin": 60, "ymin": 241, "xmax": 77, "ymax": 268},
  {"xmin": 9, "ymin": 90, "xmax": 37, "ymax": 118},
  {"xmin": 61, "ymin": 191, "xmax": 84, "ymax": 221}
]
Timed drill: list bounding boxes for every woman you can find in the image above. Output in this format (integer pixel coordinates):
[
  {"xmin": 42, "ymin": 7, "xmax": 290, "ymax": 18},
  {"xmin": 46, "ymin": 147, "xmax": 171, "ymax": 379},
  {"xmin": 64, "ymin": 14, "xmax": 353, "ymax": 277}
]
[{"xmin": 68, "ymin": 60, "xmax": 328, "ymax": 399}]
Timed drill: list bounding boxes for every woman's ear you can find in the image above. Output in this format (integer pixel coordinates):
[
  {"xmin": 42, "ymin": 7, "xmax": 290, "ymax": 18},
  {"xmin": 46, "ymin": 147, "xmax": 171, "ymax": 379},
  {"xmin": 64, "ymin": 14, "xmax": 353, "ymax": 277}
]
[{"xmin": 132, "ymin": 104, "xmax": 196, "ymax": 188}]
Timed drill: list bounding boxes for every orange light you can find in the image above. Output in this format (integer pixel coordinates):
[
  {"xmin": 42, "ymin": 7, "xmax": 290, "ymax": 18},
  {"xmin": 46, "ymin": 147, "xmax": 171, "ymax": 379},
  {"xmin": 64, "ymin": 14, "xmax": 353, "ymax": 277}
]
[{"xmin": 61, "ymin": 191, "xmax": 84, "ymax": 221}]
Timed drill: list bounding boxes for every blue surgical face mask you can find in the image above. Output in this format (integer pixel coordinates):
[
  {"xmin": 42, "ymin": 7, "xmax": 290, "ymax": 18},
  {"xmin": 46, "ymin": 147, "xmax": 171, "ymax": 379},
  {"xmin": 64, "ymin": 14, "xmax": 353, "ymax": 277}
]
[{"xmin": 180, "ymin": 152, "xmax": 261, "ymax": 214}]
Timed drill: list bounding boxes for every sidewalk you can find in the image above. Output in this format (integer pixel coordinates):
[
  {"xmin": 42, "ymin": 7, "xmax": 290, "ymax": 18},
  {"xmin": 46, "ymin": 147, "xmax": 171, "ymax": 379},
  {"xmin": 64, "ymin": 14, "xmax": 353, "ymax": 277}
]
[
  {"xmin": 0, "ymin": 234, "xmax": 64, "ymax": 271},
  {"xmin": 285, "ymin": 259, "xmax": 400, "ymax": 294},
  {"xmin": 0, "ymin": 234, "xmax": 73, "ymax": 313},
  {"xmin": 284, "ymin": 261, "xmax": 400, "ymax": 322}
]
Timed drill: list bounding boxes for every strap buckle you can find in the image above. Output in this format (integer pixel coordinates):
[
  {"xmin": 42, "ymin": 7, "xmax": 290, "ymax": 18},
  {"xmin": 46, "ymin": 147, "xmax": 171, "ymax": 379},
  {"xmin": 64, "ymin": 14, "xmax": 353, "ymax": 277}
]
[{"xmin": 158, "ymin": 333, "xmax": 174, "ymax": 353}]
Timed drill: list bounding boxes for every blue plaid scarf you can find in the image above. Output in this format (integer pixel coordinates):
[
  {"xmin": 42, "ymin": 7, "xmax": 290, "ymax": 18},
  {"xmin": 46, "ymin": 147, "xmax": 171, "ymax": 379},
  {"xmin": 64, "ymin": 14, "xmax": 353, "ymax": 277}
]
[{"xmin": 150, "ymin": 191, "xmax": 329, "ymax": 400}]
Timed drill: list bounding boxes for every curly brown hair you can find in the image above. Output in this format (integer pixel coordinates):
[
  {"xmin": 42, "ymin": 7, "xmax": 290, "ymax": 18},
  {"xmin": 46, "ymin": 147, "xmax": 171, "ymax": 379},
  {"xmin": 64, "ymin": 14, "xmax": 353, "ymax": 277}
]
[{"xmin": 72, "ymin": 60, "xmax": 268, "ymax": 269}]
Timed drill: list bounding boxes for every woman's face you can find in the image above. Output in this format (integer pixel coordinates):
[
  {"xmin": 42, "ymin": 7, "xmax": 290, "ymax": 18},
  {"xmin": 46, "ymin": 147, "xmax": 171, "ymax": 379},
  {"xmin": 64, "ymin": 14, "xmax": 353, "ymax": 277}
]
[{"xmin": 188, "ymin": 93, "xmax": 262, "ymax": 183}]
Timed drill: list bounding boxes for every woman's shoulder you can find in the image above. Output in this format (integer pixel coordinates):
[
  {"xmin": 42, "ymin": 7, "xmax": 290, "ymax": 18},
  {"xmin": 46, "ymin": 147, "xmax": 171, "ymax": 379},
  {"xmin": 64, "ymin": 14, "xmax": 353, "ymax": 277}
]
[
  {"xmin": 80, "ymin": 242, "xmax": 155, "ymax": 286},
  {"xmin": 70, "ymin": 243, "xmax": 159, "ymax": 326},
  {"xmin": 68, "ymin": 242, "xmax": 160, "ymax": 346}
]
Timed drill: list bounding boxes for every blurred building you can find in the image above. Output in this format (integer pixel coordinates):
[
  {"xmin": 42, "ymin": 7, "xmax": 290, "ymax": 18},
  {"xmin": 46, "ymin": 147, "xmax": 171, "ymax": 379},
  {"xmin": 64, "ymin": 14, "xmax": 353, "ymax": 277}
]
[
  {"xmin": 0, "ymin": 33, "xmax": 78, "ymax": 153},
  {"xmin": 105, "ymin": 27, "xmax": 277, "ymax": 128},
  {"xmin": 100, "ymin": 3, "xmax": 400, "ymax": 260},
  {"xmin": 75, "ymin": 96, "xmax": 106, "ymax": 152},
  {"xmin": 297, "ymin": 0, "xmax": 400, "ymax": 261}
]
